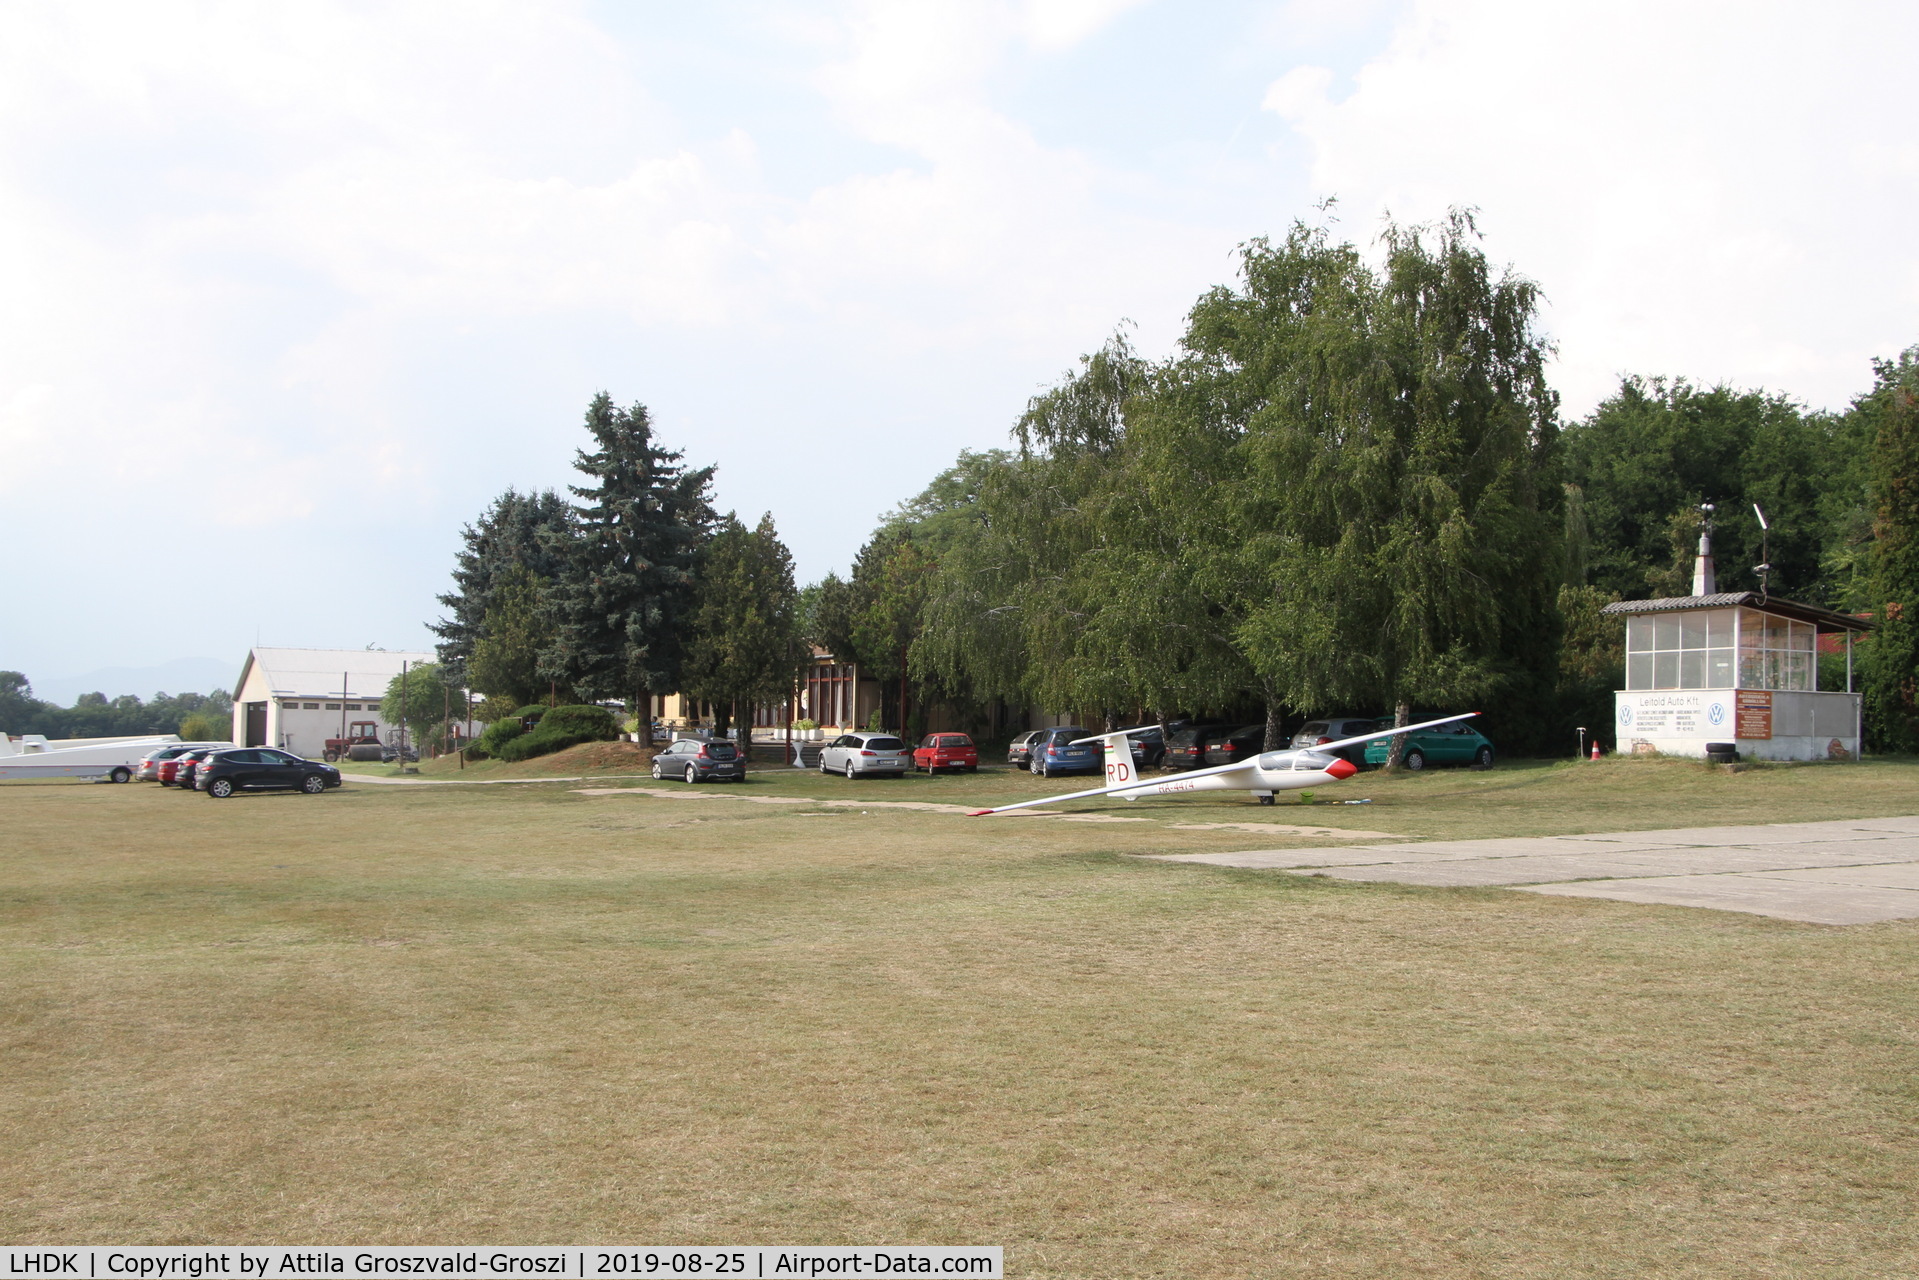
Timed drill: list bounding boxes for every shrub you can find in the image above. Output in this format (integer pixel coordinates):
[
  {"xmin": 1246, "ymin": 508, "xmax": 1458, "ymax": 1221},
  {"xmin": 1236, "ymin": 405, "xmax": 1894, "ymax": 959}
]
[
  {"xmin": 513, "ymin": 705, "xmax": 549, "ymax": 723},
  {"xmin": 494, "ymin": 704, "xmax": 619, "ymax": 762},
  {"xmin": 470, "ymin": 717, "xmax": 525, "ymax": 760}
]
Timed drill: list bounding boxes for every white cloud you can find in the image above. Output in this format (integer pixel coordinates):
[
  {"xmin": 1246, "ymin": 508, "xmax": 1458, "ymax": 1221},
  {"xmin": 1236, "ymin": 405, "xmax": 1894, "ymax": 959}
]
[{"xmin": 1262, "ymin": 0, "xmax": 1919, "ymax": 413}]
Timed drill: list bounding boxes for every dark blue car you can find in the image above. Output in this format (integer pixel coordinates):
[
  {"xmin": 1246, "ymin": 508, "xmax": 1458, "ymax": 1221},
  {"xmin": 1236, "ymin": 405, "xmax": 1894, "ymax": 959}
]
[{"xmin": 1028, "ymin": 726, "xmax": 1099, "ymax": 778}]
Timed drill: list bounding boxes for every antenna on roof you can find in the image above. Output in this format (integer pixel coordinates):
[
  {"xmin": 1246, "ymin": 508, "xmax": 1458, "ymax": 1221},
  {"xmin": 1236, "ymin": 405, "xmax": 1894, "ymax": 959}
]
[
  {"xmin": 1691, "ymin": 503, "xmax": 1716, "ymax": 596},
  {"xmin": 1752, "ymin": 503, "xmax": 1772, "ymax": 602}
]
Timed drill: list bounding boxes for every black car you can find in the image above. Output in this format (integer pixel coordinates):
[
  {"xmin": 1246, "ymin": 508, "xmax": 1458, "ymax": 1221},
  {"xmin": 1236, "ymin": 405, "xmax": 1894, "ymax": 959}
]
[
  {"xmin": 1290, "ymin": 716, "xmax": 1391, "ymax": 767},
  {"xmin": 197, "ymin": 748, "xmax": 342, "ymax": 797},
  {"xmin": 1116, "ymin": 725, "xmax": 1166, "ymax": 768},
  {"xmin": 1160, "ymin": 723, "xmax": 1235, "ymax": 771},
  {"xmin": 1201, "ymin": 724, "xmax": 1269, "ymax": 768},
  {"xmin": 172, "ymin": 748, "xmax": 218, "ymax": 791}
]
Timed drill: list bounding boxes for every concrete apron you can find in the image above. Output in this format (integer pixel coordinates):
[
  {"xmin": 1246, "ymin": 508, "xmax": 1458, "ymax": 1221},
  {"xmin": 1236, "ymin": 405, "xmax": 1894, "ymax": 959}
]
[{"xmin": 1143, "ymin": 816, "xmax": 1919, "ymax": 926}]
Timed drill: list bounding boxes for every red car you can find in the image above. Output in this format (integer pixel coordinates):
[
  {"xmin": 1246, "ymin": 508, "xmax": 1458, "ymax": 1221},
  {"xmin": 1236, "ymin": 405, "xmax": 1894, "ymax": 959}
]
[{"xmin": 914, "ymin": 733, "xmax": 978, "ymax": 773}]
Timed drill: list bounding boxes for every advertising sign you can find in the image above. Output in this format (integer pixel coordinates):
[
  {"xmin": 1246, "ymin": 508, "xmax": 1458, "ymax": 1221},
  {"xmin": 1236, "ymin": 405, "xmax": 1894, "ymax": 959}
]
[{"xmin": 1736, "ymin": 690, "xmax": 1773, "ymax": 740}]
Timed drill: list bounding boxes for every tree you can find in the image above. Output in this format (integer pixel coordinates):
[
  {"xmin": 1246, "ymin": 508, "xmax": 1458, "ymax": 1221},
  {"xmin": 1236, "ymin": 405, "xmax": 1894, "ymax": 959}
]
[
  {"xmin": 466, "ymin": 565, "xmax": 547, "ymax": 706},
  {"xmin": 1218, "ymin": 213, "xmax": 1563, "ymax": 759},
  {"xmin": 850, "ymin": 533, "xmax": 936, "ymax": 733},
  {"xmin": 431, "ymin": 489, "xmax": 572, "ymax": 687},
  {"xmin": 0, "ymin": 672, "xmax": 48, "ymax": 735},
  {"xmin": 380, "ymin": 662, "xmax": 458, "ymax": 751},
  {"xmin": 681, "ymin": 513, "xmax": 806, "ymax": 739},
  {"xmin": 1863, "ymin": 347, "xmax": 1919, "ymax": 752},
  {"xmin": 1560, "ymin": 378, "xmax": 1840, "ymax": 603},
  {"xmin": 541, "ymin": 394, "xmax": 716, "ymax": 706}
]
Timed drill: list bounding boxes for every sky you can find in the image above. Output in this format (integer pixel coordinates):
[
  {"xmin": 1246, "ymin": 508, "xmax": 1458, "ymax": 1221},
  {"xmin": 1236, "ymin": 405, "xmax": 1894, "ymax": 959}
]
[{"xmin": 3, "ymin": 0, "xmax": 1915, "ymax": 694}]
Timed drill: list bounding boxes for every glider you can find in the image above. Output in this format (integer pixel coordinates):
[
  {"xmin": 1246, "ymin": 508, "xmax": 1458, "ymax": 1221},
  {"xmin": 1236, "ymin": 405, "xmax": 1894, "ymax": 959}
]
[{"xmin": 968, "ymin": 713, "xmax": 1480, "ymax": 816}]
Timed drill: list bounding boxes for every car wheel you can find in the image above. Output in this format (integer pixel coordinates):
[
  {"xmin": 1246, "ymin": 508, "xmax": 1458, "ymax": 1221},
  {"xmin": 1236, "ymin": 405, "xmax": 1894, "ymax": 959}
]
[
  {"xmin": 302, "ymin": 774, "xmax": 326, "ymax": 794},
  {"xmin": 966, "ymin": 764, "xmax": 978, "ymax": 773},
  {"xmin": 1404, "ymin": 749, "xmax": 1426, "ymax": 771},
  {"xmin": 208, "ymin": 778, "xmax": 234, "ymax": 799},
  {"xmin": 1039, "ymin": 761, "xmax": 1052, "ymax": 778},
  {"xmin": 685, "ymin": 764, "xmax": 699, "ymax": 784},
  {"xmin": 819, "ymin": 759, "xmax": 831, "ymax": 774},
  {"xmin": 844, "ymin": 761, "xmax": 857, "ymax": 779},
  {"xmin": 1474, "ymin": 746, "xmax": 1494, "ymax": 769},
  {"xmin": 652, "ymin": 763, "xmax": 663, "ymax": 780},
  {"xmin": 109, "ymin": 766, "xmax": 131, "ymax": 784}
]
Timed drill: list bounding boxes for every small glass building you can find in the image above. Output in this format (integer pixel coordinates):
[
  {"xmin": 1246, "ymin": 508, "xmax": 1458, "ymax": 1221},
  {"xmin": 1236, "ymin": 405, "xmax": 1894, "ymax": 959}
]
[{"xmin": 1600, "ymin": 592, "xmax": 1870, "ymax": 760}]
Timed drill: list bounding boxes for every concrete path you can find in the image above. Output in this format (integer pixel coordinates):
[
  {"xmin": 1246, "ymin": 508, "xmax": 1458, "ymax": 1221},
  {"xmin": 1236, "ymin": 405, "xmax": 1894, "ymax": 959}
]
[{"xmin": 1143, "ymin": 817, "xmax": 1919, "ymax": 925}]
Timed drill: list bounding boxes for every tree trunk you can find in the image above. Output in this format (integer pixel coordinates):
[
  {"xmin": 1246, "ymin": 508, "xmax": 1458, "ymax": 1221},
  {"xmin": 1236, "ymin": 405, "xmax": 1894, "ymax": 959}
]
[
  {"xmin": 1264, "ymin": 696, "xmax": 1285, "ymax": 752},
  {"xmin": 899, "ymin": 648, "xmax": 909, "ymax": 738},
  {"xmin": 1385, "ymin": 699, "xmax": 1411, "ymax": 769}
]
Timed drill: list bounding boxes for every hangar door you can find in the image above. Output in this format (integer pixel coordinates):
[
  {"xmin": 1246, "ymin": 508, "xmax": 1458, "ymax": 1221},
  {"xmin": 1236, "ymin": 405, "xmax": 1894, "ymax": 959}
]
[{"xmin": 244, "ymin": 702, "xmax": 267, "ymax": 747}]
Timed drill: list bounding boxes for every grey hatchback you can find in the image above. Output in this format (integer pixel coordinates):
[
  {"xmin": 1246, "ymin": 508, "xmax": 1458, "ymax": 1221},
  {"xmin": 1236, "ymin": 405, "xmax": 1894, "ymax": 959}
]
[
  {"xmin": 652, "ymin": 737, "xmax": 745, "ymax": 783},
  {"xmin": 1290, "ymin": 716, "xmax": 1387, "ymax": 767},
  {"xmin": 819, "ymin": 732, "xmax": 912, "ymax": 778}
]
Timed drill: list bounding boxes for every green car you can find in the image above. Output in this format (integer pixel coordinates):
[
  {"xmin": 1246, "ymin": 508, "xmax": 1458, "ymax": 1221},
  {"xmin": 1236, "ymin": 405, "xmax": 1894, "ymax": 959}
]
[{"xmin": 1362, "ymin": 719, "xmax": 1495, "ymax": 770}]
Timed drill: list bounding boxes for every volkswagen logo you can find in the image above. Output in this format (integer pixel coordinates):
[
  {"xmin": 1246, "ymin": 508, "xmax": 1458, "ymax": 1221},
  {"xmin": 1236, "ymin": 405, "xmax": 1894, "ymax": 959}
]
[
  {"xmin": 1707, "ymin": 702, "xmax": 1726, "ymax": 726},
  {"xmin": 1617, "ymin": 704, "xmax": 1633, "ymax": 726}
]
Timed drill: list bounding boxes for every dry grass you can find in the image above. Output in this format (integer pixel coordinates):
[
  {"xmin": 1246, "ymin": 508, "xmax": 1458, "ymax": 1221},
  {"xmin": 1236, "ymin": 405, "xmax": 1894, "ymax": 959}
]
[{"xmin": 2, "ymin": 760, "xmax": 1917, "ymax": 1276}]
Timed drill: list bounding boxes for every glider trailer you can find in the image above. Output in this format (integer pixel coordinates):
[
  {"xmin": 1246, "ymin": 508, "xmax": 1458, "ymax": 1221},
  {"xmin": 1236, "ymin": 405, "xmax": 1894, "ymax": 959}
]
[
  {"xmin": 0, "ymin": 733, "xmax": 183, "ymax": 783},
  {"xmin": 968, "ymin": 713, "xmax": 1480, "ymax": 816}
]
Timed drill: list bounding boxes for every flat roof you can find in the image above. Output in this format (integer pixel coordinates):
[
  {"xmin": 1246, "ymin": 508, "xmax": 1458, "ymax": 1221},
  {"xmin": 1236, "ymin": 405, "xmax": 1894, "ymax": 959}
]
[{"xmin": 1599, "ymin": 592, "xmax": 1871, "ymax": 633}]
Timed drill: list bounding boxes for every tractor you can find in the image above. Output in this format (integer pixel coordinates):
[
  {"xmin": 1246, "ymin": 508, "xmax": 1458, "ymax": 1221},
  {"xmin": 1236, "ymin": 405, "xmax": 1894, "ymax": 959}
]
[{"xmin": 324, "ymin": 720, "xmax": 384, "ymax": 762}]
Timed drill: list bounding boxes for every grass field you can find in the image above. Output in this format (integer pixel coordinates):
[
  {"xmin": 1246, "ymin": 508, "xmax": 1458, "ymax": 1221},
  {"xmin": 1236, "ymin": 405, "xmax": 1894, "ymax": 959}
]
[{"xmin": 3, "ymin": 757, "xmax": 1917, "ymax": 1276}]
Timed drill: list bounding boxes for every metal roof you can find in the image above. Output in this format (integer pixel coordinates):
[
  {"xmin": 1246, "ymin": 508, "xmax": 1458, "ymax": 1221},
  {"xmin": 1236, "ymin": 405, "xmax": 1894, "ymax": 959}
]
[
  {"xmin": 234, "ymin": 647, "xmax": 438, "ymax": 700},
  {"xmin": 1599, "ymin": 592, "xmax": 1871, "ymax": 633}
]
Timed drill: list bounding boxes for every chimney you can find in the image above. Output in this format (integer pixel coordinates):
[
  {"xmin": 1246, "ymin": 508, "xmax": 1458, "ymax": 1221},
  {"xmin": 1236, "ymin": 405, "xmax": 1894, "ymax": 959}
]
[{"xmin": 1691, "ymin": 504, "xmax": 1716, "ymax": 596}]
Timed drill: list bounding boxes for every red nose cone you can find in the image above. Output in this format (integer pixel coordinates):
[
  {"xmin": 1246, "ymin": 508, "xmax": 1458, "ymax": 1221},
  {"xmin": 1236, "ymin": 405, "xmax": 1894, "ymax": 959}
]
[{"xmin": 1325, "ymin": 758, "xmax": 1358, "ymax": 780}]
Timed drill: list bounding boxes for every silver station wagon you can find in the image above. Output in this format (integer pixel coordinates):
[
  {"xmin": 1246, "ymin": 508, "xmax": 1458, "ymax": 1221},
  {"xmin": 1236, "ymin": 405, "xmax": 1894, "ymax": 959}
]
[{"xmin": 818, "ymin": 732, "xmax": 912, "ymax": 778}]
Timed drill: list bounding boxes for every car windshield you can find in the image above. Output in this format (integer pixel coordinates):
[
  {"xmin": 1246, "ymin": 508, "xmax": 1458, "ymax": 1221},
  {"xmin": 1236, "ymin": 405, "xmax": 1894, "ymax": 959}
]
[
  {"xmin": 1298, "ymin": 722, "xmax": 1328, "ymax": 738},
  {"xmin": 706, "ymin": 742, "xmax": 737, "ymax": 759},
  {"xmin": 865, "ymin": 737, "xmax": 904, "ymax": 751},
  {"xmin": 937, "ymin": 736, "xmax": 969, "ymax": 747}
]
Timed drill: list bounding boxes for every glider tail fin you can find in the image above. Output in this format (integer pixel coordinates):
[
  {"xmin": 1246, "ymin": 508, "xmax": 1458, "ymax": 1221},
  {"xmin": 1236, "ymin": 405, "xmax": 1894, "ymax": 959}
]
[{"xmin": 1092, "ymin": 730, "xmax": 1140, "ymax": 789}]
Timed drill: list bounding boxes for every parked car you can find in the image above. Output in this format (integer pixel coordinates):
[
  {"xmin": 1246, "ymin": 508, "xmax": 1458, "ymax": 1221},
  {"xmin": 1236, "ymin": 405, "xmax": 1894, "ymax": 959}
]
[
  {"xmin": 1028, "ymin": 726, "xmax": 1099, "ymax": 778},
  {"xmin": 914, "ymin": 733, "xmax": 978, "ymax": 773},
  {"xmin": 1362, "ymin": 719, "xmax": 1495, "ymax": 770},
  {"xmin": 652, "ymin": 736, "xmax": 745, "ymax": 783},
  {"xmin": 171, "ymin": 748, "xmax": 218, "ymax": 791},
  {"xmin": 1117, "ymin": 725, "xmax": 1166, "ymax": 769},
  {"xmin": 137, "ymin": 744, "xmax": 199, "ymax": 782},
  {"xmin": 197, "ymin": 748, "xmax": 342, "ymax": 797},
  {"xmin": 1290, "ymin": 716, "xmax": 1393, "ymax": 767},
  {"xmin": 1160, "ymin": 723, "xmax": 1235, "ymax": 771},
  {"xmin": 1007, "ymin": 729, "xmax": 1047, "ymax": 768},
  {"xmin": 819, "ymin": 732, "xmax": 912, "ymax": 778},
  {"xmin": 1202, "ymin": 724, "xmax": 1269, "ymax": 768}
]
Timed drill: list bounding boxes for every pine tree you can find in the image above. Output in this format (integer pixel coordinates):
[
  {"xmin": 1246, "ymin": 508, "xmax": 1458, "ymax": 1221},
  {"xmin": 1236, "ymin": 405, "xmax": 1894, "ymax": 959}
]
[
  {"xmin": 541, "ymin": 394, "xmax": 715, "ymax": 705},
  {"xmin": 430, "ymin": 488, "xmax": 572, "ymax": 687},
  {"xmin": 1863, "ymin": 348, "xmax": 1919, "ymax": 752},
  {"xmin": 467, "ymin": 565, "xmax": 547, "ymax": 706},
  {"xmin": 682, "ymin": 514, "xmax": 806, "ymax": 739}
]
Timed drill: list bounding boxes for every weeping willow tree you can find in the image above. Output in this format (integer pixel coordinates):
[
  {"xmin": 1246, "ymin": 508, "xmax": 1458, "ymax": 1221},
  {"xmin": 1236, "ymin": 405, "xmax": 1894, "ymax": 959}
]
[
  {"xmin": 911, "ymin": 214, "xmax": 1562, "ymax": 756},
  {"xmin": 1220, "ymin": 213, "xmax": 1562, "ymax": 759}
]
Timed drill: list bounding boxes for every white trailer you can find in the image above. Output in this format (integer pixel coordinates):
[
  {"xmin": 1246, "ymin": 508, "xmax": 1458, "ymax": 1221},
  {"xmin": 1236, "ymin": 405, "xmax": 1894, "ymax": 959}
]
[{"xmin": 0, "ymin": 733, "xmax": 183, "ymax": 783}]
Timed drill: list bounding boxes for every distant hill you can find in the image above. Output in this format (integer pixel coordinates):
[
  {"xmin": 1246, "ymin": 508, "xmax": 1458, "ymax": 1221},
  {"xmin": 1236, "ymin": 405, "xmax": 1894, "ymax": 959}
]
[{"xmin": 32, "ymin": 657, "xmax": 235, "ymax": 706}]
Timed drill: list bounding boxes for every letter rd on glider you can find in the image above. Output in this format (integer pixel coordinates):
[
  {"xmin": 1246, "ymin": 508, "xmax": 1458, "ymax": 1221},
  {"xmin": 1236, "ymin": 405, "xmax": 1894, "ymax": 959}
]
[{"xmin": 967, "ymin": 713, "xmax": 1480, "ymax": 816}]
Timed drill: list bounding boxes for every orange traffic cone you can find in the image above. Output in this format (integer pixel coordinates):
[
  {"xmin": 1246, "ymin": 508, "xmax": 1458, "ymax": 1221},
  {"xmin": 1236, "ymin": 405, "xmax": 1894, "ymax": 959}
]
[{"xmin": 1589, "ymin": 741, "xmax": 1601, "ymax": 761}]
